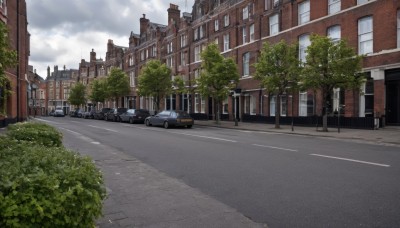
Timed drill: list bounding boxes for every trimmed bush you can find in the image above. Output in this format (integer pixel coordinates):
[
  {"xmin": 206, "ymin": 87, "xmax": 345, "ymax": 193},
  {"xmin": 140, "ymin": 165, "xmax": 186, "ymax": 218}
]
[
  {"xmin": 6, "ymin": 122, "xmax": 63, "ymax": 147},
  {"xmin": 0, "ymin": 125, "xmax": 106, "ymax": 227}
]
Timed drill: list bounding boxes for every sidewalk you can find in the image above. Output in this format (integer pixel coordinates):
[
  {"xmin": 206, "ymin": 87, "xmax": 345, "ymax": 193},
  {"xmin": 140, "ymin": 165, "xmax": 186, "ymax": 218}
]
[{"xmin": 194, "ymin": 120, "xmax": 400, "ymax": 146}]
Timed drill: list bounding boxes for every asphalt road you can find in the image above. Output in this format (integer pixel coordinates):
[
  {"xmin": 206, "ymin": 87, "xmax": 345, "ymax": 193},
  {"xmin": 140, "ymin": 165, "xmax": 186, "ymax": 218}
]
[{"xmin": 38, "ymin": 116, "xmax": 400, "ymax": 228}]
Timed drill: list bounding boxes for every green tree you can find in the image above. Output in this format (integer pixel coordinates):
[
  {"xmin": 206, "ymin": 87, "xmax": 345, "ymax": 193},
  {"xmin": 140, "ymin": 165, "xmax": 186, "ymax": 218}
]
[
  {"xmin": 137, "ymin": 60, "xmax": 172, "ymax": 112},
  {"xmin": 68, "ymin": 82, "xmax": 86, "ymax": 106},
  {"xmin": 0, "ymin": 22, "xmax": 18, "ymax": 115},
  {"xmin": 106, "ymin": 68, "xmax": 130, "ymax": 107},
  {"xmin": 196, "ymin": 43, "xmax": 239, "ymax": 124},
  {"xmin": 302, "ymin": 34, "xmax": 364, "ymax": 131},
  {"xmin": 90, "ymin": 78, "xmax": 107, "ymax": 108},
  {"xmin": 253, "ymin": 40, "xmax": 301, "ymax": 129}
]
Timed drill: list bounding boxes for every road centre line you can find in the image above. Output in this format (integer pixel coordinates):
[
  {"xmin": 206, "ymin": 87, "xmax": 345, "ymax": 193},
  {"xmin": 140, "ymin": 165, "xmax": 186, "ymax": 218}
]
[
  {"xmin": 252, "ymin": 144, "xmax": 298, "ymax": 152},
  {"xmin": 310, "ymin": 154, "xmax": 390, "ymax": 168},
  {"xmin": 60, "ymin": 127, "xmax": 101, "ymax": 145},
  {"xmin": 88, "ymin": 125, "xmax": 118, "ymax": 133},
  {"xmin": 170, "ymin": 131, "xmax": 237, "ymax": 142}
]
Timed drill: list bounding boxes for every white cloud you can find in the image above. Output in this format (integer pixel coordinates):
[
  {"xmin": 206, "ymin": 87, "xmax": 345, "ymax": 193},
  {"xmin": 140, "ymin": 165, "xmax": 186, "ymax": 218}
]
[{"xmin": 26, "ymin": 0, "xmax": 194, "ymax": 78}]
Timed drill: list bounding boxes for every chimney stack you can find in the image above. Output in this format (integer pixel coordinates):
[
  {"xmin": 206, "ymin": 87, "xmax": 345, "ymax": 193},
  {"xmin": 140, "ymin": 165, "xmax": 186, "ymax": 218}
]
[{"xmin": 168, "ymin": 4, "xmax": 180, "ymax": 26}]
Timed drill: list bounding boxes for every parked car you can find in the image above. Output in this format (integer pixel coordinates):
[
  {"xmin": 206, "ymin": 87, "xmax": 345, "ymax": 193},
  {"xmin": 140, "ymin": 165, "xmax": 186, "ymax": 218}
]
[
  {"xmin": 54, "ymin": 108, "xmax": 65, "ymax": 117},
  {"xmin": 104, "ymin": 108, "xmax": 127, "ymax": 122},
  {"xmin": 145, "ymin": 110, "xmax": 194, "ymax": 129},
  {"xmin": 69, "ymin": 108, "xmax": 84, "ymax": 118},
  {"xmin": 49, "ymin": 110, "xmax": 55, "ymax": 116},
  {"xmin": 82, "ymin": 109, "xmax": 96, "ymax": 119},
  {"xmin": 119, "ymin": 109, "xmax": 150, "ymax": 124},
  {"xmin": 94, "ymin": 108, "xmax": 112, "ymax": 120}
]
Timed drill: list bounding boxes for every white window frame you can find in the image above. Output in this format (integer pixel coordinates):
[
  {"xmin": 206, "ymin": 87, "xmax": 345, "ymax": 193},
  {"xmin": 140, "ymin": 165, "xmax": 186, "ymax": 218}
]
[
  {"xmin": 195, "ymin": 94, "xmax": 200, "ymax": 113},
  {"xmin": 299, "ymin": 92, "xmax": 307, "ymax": 116},
  {"xmin": 215, "ymin": 19, "xmax": 219, "ymax": 31},
  {"xmin": 195, "ymin": 45, "xmax": 201, "ymax": 62},
  {"xmin": 357, "ymin": 0, "xmax": 370, "ymax": 4},
  {"xmin": 250, "ymin": 24, "xmax": 255, "ymax": 42},
  {"xmin": 223, "ymin": 34, "xmax": 230, "ymax": 51},
  {"xmin": 243, "ymin": 52, "xmax": 250, "ymax": 77},
  {"xmin": 327, "ymin": 25, "xmax": 341, "ymax": 43},
  {"xmin": 129, "ymin": 71, "xmax": 135, "ymax": 87},
  {"xmin": 270, "ymin": 95, "xmax": 276, "ymax": 116},
  {"xmin": 224, "ymin": 14, "xmax": 230, "ymax": 27},
  {"xmin": 180, "ymin": 34, "xmax": 187, "ymax": 47},
  {"xmin": 242, "ymin": 27, "xmax": 247, "ymax": 44},
  {"xmin": 201, "ymin": 96, "xmax": 206, "ymax": 113},
  {"xmin": 223, "ymin": 98, "xmax": 229, "ymax": 114},
  {"xmin": 180, "ymin": 52, "xmax": 186, "ymax": 66},
  {"xmin": 298, "ymin": 0, "xmax": 310, "ymax": 25},
  {"xmin": 328, "ymin": 0, "xmax": 341, "ymax": 15},
  {"xmin": 299, "ymin": 34, "xmax": 310, "ymax": 63},
  {"xmin": 358, "ymin": 16, "xmax": 373, "ymax": 55},
  {"xmin": 243, "ymin": 6, "xmax": 249, "ymax": 20},
  {"xmin": 269, "ymin": 14, "xmax": 279, "ymax": 36}
]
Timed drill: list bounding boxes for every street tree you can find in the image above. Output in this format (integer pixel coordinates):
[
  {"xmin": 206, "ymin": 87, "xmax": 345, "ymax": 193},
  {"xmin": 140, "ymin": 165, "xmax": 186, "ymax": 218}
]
[
  {"xmin": 302, "ymin": 34, "xmax": 364, "ymax": 132},
  {"xmin": 196, "ymin": 43, "xmax": 239, "ymax": 124},
  {"xmin": 106, "ymin": 67, "xmax": 130, "ymax": 108},
  {"xmin": 137, "ymin": 60, "xmax": 172, "ymax": 112},
  {"xmin": 90, "ymin": 78, "xmax": 108, "ymax": 109},
  {"xmin": 0, "ymin": 22, "xmax": 18, "ymax": 115},
  {"xmin": 68, "ymin": 82, "xmax": 86, "ymax": 107},
  {"xmin": 253, "ymin": 40, "xmax": 301, "ymax": 129}
]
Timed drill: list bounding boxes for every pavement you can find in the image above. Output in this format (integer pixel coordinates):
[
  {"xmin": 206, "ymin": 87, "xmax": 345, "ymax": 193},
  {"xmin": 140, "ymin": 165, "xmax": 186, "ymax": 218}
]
[{"xmin": 2, "ymin": 119, "xmax": 400, "ymax": 227}]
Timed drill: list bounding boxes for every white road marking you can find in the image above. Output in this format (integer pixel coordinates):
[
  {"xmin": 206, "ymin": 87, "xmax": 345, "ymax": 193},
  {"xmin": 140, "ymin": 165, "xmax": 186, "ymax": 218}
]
[
  {"xmin": 35, "ymin": 118, "xmax": 58, "ymax": 124},
  {"xmin": 60, "ymin": 128, "xmax": 101, "ymax": 145},
  {"xmin": 310, "ymin": 154, "xmax": 390, "ymax": 167},
  {"xmin": 70, "ymin": 121, "xmax": 81, "ymax": 123},
  {"xmin": 252, "ymin": 144, "xmax": 298, "ymax": 152},
  {"xmin": 170, "ymin": 131, "xmax": 237, "ymax": 142},
  {"xmin": 91, "ymin": 142, "xmax": 100, "ymax": 145},
  {"xmin": 88, "ymin": 125, "xmax": 118, "ymax": 133}
]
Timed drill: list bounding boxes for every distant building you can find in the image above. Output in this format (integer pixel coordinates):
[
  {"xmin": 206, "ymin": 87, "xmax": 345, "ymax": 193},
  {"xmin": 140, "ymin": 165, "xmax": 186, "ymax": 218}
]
[
  {"xmin": 27, "ymin": 66, "xmax": 45, "ymax": 116},
  {"xmin": 0, "ymin": 0, "xmax": 30, "ymax": 127}
]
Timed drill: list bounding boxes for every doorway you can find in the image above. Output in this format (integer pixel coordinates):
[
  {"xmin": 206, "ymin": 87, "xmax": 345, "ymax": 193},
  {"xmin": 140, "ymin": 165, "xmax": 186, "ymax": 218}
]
[{"xmin": 385, "ymin": 69, "xmax": 400, "ymax": 125}]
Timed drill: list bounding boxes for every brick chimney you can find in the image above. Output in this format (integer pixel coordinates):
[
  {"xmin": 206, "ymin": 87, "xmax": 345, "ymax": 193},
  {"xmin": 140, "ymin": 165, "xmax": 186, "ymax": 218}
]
[
  {"xmin": 140, "ymin": 14, "xmax": 149, "ymax": 35},
  {"xmin": 168, "ymin": 4, "xmax": 180, "ymax": 26},
  {"xmin": 90, "ymin": 48, "xmax": 96, "ymax": 62}
]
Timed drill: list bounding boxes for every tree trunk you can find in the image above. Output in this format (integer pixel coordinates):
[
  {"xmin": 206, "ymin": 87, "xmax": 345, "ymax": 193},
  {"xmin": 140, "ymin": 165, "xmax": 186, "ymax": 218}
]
[
  {"xmin": 275, "ymin": 94, "xmax": 281, "ymax": 129},
  {"xmin": 322, "ymin": 114, "xmax": 328, "ymax": 132}
]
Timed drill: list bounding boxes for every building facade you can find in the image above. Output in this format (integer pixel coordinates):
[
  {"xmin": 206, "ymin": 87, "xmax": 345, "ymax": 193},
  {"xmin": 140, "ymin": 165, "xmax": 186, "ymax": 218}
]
[{"xmin": 0, "ymin": 0, "xmax": 30, "ymax": 127}]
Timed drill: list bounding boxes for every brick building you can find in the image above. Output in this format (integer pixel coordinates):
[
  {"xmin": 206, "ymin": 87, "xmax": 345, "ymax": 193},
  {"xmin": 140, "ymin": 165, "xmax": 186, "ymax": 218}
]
[
  {"xmin": 0, "ymin": 0, "xmax": 29, "ymax": 127},
  {"xmin": 27, "ymin": 65, "xmax": 45, "ymax": 116}
]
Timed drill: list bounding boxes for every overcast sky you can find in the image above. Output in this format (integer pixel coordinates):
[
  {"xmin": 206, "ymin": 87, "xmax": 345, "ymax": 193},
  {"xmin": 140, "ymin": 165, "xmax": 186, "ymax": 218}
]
[{"xmin": 26, "ymin": 0, "xmax": 195, "ymax": 78}]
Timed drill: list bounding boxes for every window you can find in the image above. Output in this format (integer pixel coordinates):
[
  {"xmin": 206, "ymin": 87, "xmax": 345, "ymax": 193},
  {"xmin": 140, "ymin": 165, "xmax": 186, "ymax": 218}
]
[
  {"xmin": 140, "ymin": 50, "xmax": 145, "ymax": 61},
  {"xmin": 270, "ymin": 14, "xmax": 279, "ymax": 36},
  {"xmin": 360, "ymin": 74, "xmax": 374, "ymax": 117},
  {"xmin": 250, "ymin": 24, "xmax": 255, "ymax": 42},
  {"xmin": 223, "ymin": 34, "xmax": 230, "ymax": 51},
  {"xmin": 397, "ymin": 10, "xmax": 400, "ymax": 48},
  {"xmin": 214, "ymin": 37, "xmax": 219, "ymax": 45},
  {"xmin": 280, "ymin": 95, "xmax": 287, "ymax": 116},
  {"xmin": 298, "ymin": 1, "xmax": 310, "ymax": 25},
  {"xmin": 195, "ymin": 45, "xmax": 201, "ymax": 62},
  {"xmin": 299, "ymin": 34, "xmax": 310, "ymax": 63},
  {"xmin": 358, "ymin": 16, "xmax": 373, "ymax": 55},
  {"xmin": 299, "ymin": 92, "xmax": 308, "ymax": 116},
  {"xmin": 167, "ymin": 56, "xmax": 173, "ymax": 68},
  {"xmin": 0, "ymin": 0, "xmax": 4, "ymax": 8},
  {"xmin": 242, "ymin": 27, "xmax": 247, "ymax": 44},
  {"xmin": 328, "ymin": 0, "xmax": 340, "ymax": 14},
  {"xmin": 195, "ymin": 94, "xmax": 200, "ymax": 113},
  {"xmin": 194, "ymin": 28, "xmax": 198, "ymax": 40},
  {"xmin": 243, "ymin": 52, "xmax": 250, "ymax": 76},
  {"xmin": 327, "ymin": 25, "xmax": 341, "ymax": 43},
  {"xmin": 129, "ymin": 71, "xmax": 135, "ymax": 87},
  {"xmin": 180, "ymin": 52, "xmax": 186, "ymax": 66},
  {"xmin": 224, "ymin": 14, "xmax": 230, "ymax": 27},
  {"xmin": 201, "ymin": 96, "xmax": 206, "ymax": 113},
  {"xmin": 357, "ymin": 0, "xmax": 370, "ymax": 4},
  {"xmin": 194, "ymin": 69, "xmax": 200, "ymax": 79},
  {"xmin": 167, "ymin": 41, "xmax": 173, "ymax": 54},
  {"xmin": 180, "ymin": 34, "xmax": 187, "ymax": 47},
  {"xmin": 243, "ymin": 6, "xmax": 249, "ymax": 20},
  {"xmin": 215, "ymin": 19, "xmax": 219, "ymax": 31},
  {"xmin": 223, "ymin": 98, "xmax": 229, "ymax": 114},
  {"xmin": 199, "ymin": 25, "xmax": 204, "ymax": 39},
  {"xmin": 152, "ymin": 45, "xmax": 157, "ymax": 57},
  {"xmin": 270, "ymin": 95, "xmax": 276, "ymax": 116},
  {"xmin": 244, "ymin": 95, "xmax": 256, "ymax": 115},
  {"xmin": 129, "ymin": 55, "xmax": 134, "ymax": 66}
]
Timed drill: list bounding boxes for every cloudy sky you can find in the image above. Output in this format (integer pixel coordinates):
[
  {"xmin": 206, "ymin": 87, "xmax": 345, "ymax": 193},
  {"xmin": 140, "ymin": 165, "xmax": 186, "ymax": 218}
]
[{"xmin": 26, "ymin": 0, "xmax": 195, "ymax": 78}]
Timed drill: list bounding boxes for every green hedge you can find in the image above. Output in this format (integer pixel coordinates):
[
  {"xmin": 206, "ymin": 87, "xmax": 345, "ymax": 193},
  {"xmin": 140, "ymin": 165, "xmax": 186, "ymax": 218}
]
[
  {"xmin": 6, "ymin": 122, "xmax": 63, "ymax": 147},
  {"xmin": 0, "ymin": 122, "xmax": 106, "ymax": 227}
]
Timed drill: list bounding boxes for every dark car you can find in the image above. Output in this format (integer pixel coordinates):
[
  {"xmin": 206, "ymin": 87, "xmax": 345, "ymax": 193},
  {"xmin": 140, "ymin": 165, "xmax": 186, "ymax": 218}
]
[
  {"xmin": 119, "ymin": 109, "xmax": 150, "ymax": 124},
  {"xmin": 104, "ymin": 108, "xmax": 127, "ymax": 122},
  {"xmin": 82, "ymin": 109, "xmax": 96, "ymax": 119},
  {"xmin": 145, "ymin": 110, "xmax": 194, "ymax": 129},
  {"xmin": 94, "ymin": 108, "xmax": 112, "ymax": 120},
  {"xmin": 69, "ymin": 108, "xmax": 84, "ymax": 118}
]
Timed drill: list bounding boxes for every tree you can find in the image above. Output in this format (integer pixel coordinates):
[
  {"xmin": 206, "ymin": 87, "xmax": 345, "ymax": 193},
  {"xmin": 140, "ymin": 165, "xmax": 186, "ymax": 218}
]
[
  {"xmin": 301, "ymin": 34, "xmax": 364, "ymax": 132},
  {"xmin": 196, "ymin": 43, "xmax": 239, "ymax": 124},
  {"xmin": 0, "ymin": 22, "xmax": 18, "ymax": 115},
  {"xmin": 68, "ymin": 82, "xmax": 86, "ymax": 107},
  {"xmin": 106, "ymin": 68, "xmax": 130, "ymax": 108},
  {"xmin": 90, "ymin": 78, "xmax": 108, "ymax": 108},
  {"xmin": 253, "ymin": 40, "xmax": 301, "ymax": 129},
  {"xmin": 137, "ymin": 60, "xmax": 172, "ymax": 112}
]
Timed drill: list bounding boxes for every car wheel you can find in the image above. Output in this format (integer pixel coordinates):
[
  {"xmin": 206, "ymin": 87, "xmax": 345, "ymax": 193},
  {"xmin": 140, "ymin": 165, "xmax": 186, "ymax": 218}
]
[
  {"xmin": 129, "ymin": 118, "xmax": 134, "ymax": 124},
  {"xmin": 145, "ymin": 119, "xmax": 151, "ymax": 126},
  {"xmin": 163, "ymin": 121, "xmax": 169, "ymax": 129},
  {"xmin": 187, "ymin": 125, "xmax": 192, "ymax": 129}
]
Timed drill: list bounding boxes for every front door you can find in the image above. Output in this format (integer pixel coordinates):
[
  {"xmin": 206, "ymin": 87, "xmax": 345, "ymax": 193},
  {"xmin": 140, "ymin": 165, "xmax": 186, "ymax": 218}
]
[{"xmin": 386, "ymin": 69, "xmax": 400, "ymax": 125}]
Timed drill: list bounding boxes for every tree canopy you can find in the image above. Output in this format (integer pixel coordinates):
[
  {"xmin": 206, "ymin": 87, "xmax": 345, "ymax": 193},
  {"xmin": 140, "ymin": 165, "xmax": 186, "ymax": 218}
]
[
  {"xmin": 106, "ymin": 68, "xmax": 130, "ymax": 106},
  {"xmin": 196, "ymin": 43, "xmax": 239, "ymax": 123},
  {"xmin": 90, "ymin": 78, "xmax": 108, "ymax": 105},
  {"xmin": 137, "ymin": 60, "xmax": 172, "ymax": 112},
  {"xmin": 0, "ymin": 22, "xmax": 18, "ymax": 115},
  {"xmin": 301, "ymin": 34, "xmax": 364, "ymax": 131},
  {"xmin": 68, "ymin": 82, "xmax": 86, "ymax": 106},
  {"xmin": 254, "ymin": 40, "xmax": 301, "ymax": 128}
]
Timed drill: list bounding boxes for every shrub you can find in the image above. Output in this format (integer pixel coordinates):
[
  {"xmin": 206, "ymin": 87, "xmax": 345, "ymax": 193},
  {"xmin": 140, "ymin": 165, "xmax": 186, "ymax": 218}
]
[
  {"xmin": 6, "ymin": 122, "xmax": 63, "ymax": 147},
  {"xmin": 0, "ymin": 136, "xmax": 106, "ymax": 227}
]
